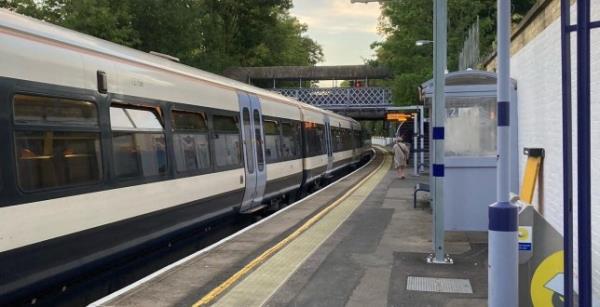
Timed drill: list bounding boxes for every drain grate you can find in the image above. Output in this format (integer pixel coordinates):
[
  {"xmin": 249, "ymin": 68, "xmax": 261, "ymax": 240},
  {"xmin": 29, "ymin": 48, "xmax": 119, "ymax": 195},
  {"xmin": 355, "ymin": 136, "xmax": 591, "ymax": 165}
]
[{"xmin": 406, "ymin": 276, "xmax": 473, "ymax": 294}]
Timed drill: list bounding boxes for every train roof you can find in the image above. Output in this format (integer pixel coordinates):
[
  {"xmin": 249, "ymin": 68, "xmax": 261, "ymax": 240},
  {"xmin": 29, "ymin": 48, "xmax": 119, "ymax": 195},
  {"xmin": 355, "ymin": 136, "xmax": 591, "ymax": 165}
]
[
  {"xmin": 0, "ymin": 9, "xmax": 292, "ymax": 99},
  {"xmin": 0, "ymin": 9, "xmax": 358, "ymax": 125}
]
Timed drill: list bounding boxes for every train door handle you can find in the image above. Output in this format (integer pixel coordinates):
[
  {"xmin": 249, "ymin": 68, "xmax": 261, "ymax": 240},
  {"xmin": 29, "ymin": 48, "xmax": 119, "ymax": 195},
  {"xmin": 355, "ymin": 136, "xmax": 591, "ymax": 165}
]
[{"xmin": 240, "ymin": 175, "xmax": 244, "ymax": 184}]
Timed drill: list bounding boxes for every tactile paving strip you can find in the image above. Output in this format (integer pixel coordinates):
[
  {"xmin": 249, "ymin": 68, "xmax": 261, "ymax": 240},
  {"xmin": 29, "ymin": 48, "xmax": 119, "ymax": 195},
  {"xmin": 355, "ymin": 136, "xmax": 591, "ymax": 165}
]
[{"xmin": 406, "ymin": 276, "xmax": 473, "ymax": 294}]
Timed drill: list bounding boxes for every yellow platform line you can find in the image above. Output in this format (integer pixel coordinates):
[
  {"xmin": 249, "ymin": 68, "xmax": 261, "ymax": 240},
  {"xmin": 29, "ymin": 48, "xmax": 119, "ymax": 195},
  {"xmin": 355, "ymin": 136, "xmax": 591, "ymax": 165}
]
[{"xmin": 192, "ymin": 149, "xmax": 389, "ymax": 307}]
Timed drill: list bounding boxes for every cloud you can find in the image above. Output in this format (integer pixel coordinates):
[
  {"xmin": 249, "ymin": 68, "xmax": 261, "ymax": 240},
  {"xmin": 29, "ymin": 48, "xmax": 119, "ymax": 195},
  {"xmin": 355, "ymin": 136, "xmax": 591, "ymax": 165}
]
[
  {"xmin": 292, "ymin": 0, "xmax": 381, "ymax": 34},
  {"xmin": 330, "ymin": 0, "xmax": 382, "ymax": 18},
  {"xmin": 291, "ymin": 0, "xmax": 383, "ymax": 65}
]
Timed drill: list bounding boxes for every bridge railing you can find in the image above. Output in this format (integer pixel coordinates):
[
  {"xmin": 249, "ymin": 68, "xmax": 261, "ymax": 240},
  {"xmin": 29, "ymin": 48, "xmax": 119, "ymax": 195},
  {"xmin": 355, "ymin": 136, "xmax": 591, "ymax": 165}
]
[{"xmin": 273, "ymin": 87, "xmax": 392, "ymax": 108}]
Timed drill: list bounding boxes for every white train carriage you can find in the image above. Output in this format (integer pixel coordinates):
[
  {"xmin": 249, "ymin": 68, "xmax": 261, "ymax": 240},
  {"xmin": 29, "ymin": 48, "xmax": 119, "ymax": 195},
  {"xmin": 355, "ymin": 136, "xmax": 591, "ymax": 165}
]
[{"xmin": 0, "ymin": 9, "xmax": 370, "ymax": 303}]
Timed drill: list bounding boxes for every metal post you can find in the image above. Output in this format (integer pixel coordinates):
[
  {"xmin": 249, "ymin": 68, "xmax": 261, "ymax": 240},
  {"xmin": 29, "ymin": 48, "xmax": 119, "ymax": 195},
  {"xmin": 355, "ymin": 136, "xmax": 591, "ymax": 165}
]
[
  {"xmin": 426, "ymin": 0, "xmax": 451, "ymax": 265},
  {"xmin": 413, "ymin": 114, "xmax": 418, "ymax": 176},
  {"xmin": 576, "ymin": 0, "xmax": 592, "ymax": 305},
  {"xmin": 488, "ymin": 0, "xmax": 518, "ymax": 306},
  {"xmin": 419, "ymin": 106, "xmax": 425, "ymax": 173},
  {"xmin": 559, "ymin": 0, "xmax": 573, "ymax": 305}
]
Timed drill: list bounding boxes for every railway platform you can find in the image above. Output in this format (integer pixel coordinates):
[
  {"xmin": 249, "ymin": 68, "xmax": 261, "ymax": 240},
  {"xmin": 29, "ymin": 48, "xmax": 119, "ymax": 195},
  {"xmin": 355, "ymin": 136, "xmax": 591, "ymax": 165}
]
[{"xmin": 91, "ymin": 148, "xmax": 488, "ymax": 307}]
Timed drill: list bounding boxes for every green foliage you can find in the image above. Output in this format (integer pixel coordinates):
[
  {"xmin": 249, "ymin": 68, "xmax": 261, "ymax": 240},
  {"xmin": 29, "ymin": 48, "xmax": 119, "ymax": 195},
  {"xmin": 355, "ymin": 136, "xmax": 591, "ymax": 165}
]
[
  {"xmin": 373, "ymin": 0, "xmax": 536, "ymax": 105},
  {"xmin": 1, "ymin": 0, "xmax": 323, "ymax": 76}
]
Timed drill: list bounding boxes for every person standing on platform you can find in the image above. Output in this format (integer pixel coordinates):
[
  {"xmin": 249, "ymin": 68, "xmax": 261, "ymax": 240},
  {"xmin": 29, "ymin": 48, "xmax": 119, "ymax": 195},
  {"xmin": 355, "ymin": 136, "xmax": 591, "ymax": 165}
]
[{"xmin": 393, "ymin": 137, "xmax": 410, "ymax": 179}]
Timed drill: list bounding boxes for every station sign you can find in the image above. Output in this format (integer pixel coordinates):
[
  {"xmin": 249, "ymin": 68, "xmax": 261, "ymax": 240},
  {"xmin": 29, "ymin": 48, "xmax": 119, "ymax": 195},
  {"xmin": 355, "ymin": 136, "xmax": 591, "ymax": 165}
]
[{"xmin": 386, "ymin": 112, "xmax": 411, "ymax": 122}]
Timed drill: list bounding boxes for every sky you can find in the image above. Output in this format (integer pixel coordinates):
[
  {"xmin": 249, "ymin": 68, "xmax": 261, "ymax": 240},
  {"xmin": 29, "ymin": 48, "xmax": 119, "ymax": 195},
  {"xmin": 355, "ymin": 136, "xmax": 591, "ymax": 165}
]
[{"xmin": 290, "ymin": 0, "xmax": 384, "ymax": 66}]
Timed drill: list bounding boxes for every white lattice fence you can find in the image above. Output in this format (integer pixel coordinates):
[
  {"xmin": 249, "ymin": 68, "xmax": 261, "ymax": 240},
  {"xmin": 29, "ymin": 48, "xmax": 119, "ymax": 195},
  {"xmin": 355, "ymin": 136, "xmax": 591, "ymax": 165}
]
[{"xmin": 273, "ymin": 87, "xmax": 392, "ymax": 107}]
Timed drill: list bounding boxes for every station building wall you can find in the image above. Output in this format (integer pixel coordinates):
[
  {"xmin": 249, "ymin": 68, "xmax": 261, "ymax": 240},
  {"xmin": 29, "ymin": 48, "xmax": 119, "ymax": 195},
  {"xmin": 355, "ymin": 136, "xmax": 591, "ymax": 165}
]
[{"xmin": 484, "ymin": 0, "xmax": 600, "ymax": 296}]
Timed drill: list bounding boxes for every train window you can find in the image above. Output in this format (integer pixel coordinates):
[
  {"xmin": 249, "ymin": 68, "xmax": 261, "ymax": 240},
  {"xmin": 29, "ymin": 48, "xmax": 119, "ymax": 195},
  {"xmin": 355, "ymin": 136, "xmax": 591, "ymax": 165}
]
[
  {"xmin": 12, "ymin": 94, "xmax": 102, "ymax": 191},
  {"xmin": 213, "ymin": 115, "xmax": 239, "ymax": 132},
  {"xmin": 303, "ymin": 123, "xmax": 314, "ymax": 157},
  {"xmin": 15, "ymin": 131, "xmax": 101, "ymax": 191},
  {"xmin": 110, "ymin": 105, "xmax": 166, "ymax": 179},
  {"xmin": 213, "ymin": 114, "xmax": 242, "ymax": 168},
  {"xmin": 341, "ymin": 128, "xmax": 350, "ymax": 151},
  {"xmin": 13, "ymin": 94, "xmax": 98, "ymax": 126},
  {"xmin": 172, "ymin": 110, "xmax": 208, "ymax": 132},
  {"xmin": 317, "ymin": 125, "xmax": 326, "ymax": 156},
  {"xmin": 263, "ymin": 120, "xmax": 280, "ymax": 163},
  {"xmin": 110, "ymin": 107, "xmax": 163, "ymax": 131},
  {"xmin": 354, "ymin": 130, "xmax": 361, "ymax": 149},
  {"xmin": 172, "ymin": 110, "xmax": 210, "ymax": 173},
  {"xmin": 281, "ymin": 121, "xmax": 301, "ymax": 160},
  {"xmin": 254, "ymin": 110, "xmax": 264, "ymax": 171},
  {"xmin": 304, "ymin": 122, "xmax": 325, "ymax": 157},
  {"xmin": 174, "ymin": 135, "xmax": 210, "ymax": 172},
  {"xmin": 240, "ymin": 109, "xmax": 254, "ymax": 173},
  {"xmin": 263, "ymin": 120, "xmax": 279, "ymax": 135},
  {"xmin": 332, "ymin": 127, "xmax": 343, "ymax": 152}
]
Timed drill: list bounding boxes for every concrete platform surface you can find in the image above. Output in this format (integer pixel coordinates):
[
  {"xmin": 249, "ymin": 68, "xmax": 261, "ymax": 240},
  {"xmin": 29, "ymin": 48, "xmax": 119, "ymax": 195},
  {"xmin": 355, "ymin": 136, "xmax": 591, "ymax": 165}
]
[
  {"xmin": 90, "ymin": 151, "xmax": 383, "ymax": 307},
  {"xmin": 259, "ymin": 163, "xmax": 488, "ymax": 307},
  {"xmin": 93, "ymin": 148, "xmax": 489, "ymax": 307}
]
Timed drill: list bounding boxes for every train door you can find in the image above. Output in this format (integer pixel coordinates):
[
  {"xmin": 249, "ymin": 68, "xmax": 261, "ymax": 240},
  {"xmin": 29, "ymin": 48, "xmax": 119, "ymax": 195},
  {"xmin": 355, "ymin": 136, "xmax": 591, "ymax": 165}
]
[
  {"xmin": 324, "ymin": 117, "xmax": 334, "ymax": 174},
  {"xmin": 238, "ymin": 93, "xmax": 267, "ymax": 213}
]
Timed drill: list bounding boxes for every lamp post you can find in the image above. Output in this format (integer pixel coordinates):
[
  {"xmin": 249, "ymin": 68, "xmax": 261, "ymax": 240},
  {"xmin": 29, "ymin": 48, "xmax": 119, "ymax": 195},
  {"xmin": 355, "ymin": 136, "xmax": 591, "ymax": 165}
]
[
  {"xmin": 488, "ymin": 0, "xmax": 518, "ymax": 306},
  {"xmin": 427, "ymin": 0, "xmax": 450, "ymax": 264},
  {"xmin": 351, "ymin": 0, "xmax": 450, "ymax": 264}
]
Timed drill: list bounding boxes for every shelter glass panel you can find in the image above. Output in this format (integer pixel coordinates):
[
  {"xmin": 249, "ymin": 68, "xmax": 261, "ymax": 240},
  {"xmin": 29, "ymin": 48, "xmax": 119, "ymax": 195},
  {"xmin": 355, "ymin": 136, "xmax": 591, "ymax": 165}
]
[{"xmin": 444, "ymin": 96, "xmax": 496, "ymax": 157}]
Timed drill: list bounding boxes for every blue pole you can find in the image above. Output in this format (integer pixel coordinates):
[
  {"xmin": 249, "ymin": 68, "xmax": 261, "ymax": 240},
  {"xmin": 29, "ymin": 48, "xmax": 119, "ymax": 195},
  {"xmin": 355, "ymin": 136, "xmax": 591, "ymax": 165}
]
[
  {"xmin": 488, "ymin": 0, "xmax": 518, "ymax": 306},
  {"xmin": 576, "ymin": 0, "xmax": 592, "ymax": 305},
  {"xmin": 559, "ymin": 0, "xmax": 573, "ymax": 305}
]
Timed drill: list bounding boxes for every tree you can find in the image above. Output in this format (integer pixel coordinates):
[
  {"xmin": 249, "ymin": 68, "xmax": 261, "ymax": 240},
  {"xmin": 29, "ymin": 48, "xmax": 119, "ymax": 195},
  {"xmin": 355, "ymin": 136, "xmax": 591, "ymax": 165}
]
[
  {"xmin": 194, "ymin": 0, "xmax": 322, "ymax": 73},
  {"xmin": 372, "ymin": 0, "xmax": 536, "ymax": 105},
  {"xmin": 1, "ymin": 0, "xmax": 323, "ymax": 78},
  {"xmin": 1, "ymin": 0, "xmax": 141, "ymax": 46}
]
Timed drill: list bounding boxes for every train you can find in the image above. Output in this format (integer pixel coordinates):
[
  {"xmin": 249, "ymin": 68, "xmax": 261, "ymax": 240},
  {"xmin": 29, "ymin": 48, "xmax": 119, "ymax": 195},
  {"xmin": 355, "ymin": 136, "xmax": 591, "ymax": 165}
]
[{"xmin": 0, "ymin": 9, "xmax": 372, "ymax": 302}]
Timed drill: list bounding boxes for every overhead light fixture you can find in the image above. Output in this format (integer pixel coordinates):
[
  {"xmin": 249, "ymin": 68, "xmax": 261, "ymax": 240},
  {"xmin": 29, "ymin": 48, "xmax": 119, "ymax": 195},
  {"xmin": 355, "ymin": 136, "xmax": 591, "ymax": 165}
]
[{"xmin": 415, "ymin": 40, "xmax": 434, "ymax": 46}]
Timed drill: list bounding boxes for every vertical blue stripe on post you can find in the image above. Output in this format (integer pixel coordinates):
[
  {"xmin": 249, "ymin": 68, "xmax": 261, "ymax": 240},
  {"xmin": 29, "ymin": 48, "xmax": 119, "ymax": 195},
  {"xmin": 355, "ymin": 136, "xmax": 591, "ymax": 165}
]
[
  {"xmin": 432, "ymin": 127, "xmax": 445, "ymax": 140},
  {"xmin": 432, "ymin": 164, "xmax": 444, "ymax": 177},
  {"xmin": 498, "ymin": 101, "xmax": 510, "ymax": 126}
]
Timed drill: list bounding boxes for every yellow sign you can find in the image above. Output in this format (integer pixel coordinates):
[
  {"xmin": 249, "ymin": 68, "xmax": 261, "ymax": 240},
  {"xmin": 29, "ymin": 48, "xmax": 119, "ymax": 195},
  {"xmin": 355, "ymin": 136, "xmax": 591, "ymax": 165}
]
[
  {"xmin": 531, "ymin": 250, "xmax": 564, "ymax": 306},
  {"xmin": 386, "ymin": 113, "xmax": 411, "ymax": 121}
]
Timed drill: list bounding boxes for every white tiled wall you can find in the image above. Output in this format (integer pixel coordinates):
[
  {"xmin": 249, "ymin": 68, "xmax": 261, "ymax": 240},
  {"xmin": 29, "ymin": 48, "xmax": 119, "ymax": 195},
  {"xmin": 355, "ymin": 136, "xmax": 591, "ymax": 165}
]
[{"xmin": 510, "ymin": 2, "xmax": 600, "ymax": 299}]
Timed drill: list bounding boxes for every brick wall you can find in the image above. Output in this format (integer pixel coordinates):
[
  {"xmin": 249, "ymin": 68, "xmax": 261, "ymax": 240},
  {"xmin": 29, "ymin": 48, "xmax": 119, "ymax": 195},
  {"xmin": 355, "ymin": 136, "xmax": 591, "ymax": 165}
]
[{"xmin": 507, "ymin": 1, "xmax": 600, "ymax": 298}]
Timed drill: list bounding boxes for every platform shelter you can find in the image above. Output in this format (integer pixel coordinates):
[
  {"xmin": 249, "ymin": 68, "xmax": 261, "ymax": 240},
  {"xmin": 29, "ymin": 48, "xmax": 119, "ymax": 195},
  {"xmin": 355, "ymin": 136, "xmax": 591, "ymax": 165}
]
[{"xmin": 420, "ymin": 70, "xmax": 519, "ymax": 231}]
